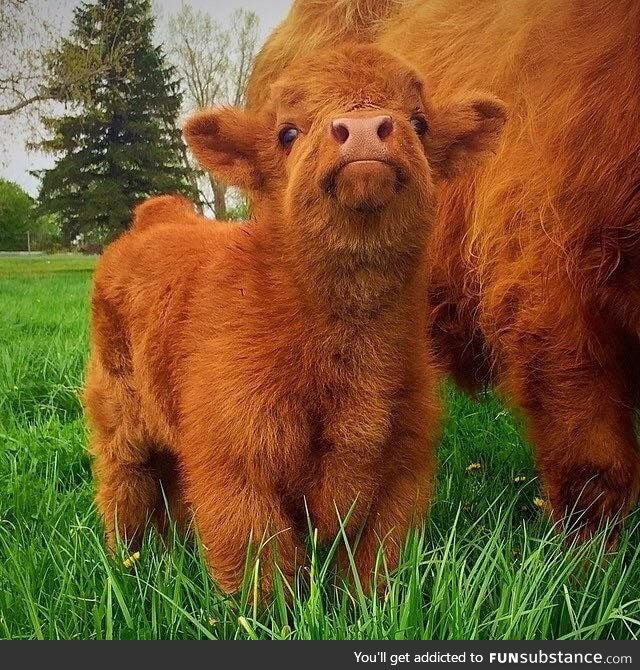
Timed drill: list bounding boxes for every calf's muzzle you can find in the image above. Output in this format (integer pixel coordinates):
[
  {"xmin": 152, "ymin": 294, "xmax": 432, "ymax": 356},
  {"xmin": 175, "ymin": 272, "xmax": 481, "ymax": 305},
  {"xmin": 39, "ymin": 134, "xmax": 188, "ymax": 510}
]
[{"xmin": 330, "ymin": 114, "xmax": 394, "ymax": 162}]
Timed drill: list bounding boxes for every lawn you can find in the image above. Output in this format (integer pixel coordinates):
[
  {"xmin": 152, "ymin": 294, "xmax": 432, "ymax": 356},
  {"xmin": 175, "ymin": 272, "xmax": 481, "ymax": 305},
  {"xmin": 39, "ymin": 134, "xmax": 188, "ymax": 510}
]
[{"xmin": 0, "ymin": 254, "xmax": 638, "ymax": 640}]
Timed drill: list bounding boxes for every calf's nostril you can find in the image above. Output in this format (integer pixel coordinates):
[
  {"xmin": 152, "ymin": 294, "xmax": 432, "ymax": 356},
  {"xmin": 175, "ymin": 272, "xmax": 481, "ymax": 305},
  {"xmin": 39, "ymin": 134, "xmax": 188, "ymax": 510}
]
[
  {"xmin": 377, "ymin": 117, "xmax": 393, "ymax": 140},
  {"xmin": 331, "ymin": 120, "xmax": 350, "ymax": 144}
]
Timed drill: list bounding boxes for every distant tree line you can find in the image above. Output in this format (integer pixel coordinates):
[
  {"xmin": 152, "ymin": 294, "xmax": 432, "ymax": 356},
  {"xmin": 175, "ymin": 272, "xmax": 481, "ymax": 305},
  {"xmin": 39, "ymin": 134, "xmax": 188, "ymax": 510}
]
[
  {"xmin": 0, "ymin": 179, "xmax": 59, "ymax": 251},
  {"xmin": 0, "ymin": 0, "xmax": 259, "ymax": 251}
]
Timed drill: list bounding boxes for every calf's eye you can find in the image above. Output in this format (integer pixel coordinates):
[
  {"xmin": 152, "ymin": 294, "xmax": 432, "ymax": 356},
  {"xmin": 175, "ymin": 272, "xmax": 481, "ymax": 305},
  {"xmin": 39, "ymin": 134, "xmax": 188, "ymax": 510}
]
[
  {"xmin": 410, "ymin": 115, "xmax": 429, "ymax": 136},
  {"xmin": 278, "ymin": 126, "xmax": 299, "ymax": 151}
]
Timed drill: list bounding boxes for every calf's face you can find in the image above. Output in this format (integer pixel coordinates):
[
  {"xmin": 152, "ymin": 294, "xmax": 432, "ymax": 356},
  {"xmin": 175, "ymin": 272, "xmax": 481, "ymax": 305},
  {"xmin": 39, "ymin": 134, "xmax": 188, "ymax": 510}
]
[
  {"xmin": 271, "ymin": 48, "xmax": 436, "ymax": 217},
  {"xmin": 184, "ymin": 45, "xmax": 506, "ymax": 232}
]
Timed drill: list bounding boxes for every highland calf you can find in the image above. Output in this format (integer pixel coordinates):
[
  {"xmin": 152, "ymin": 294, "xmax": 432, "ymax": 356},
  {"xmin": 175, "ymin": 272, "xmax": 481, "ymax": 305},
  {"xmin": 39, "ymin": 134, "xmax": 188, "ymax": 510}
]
[
  {"xmin": 85, "ymin": 44, "xmax": 505, "ymax": 593},
  {"xmin": 248, "ymin": 0, "xmax": 640, "ymax": 538}
]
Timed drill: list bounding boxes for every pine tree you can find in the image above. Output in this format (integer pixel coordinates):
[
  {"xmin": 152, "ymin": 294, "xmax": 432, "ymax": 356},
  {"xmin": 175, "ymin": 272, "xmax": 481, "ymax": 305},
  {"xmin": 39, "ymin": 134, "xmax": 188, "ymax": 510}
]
[{"xmin": 37, "ymin": 0, "xmax": 194, "ymax": 245}]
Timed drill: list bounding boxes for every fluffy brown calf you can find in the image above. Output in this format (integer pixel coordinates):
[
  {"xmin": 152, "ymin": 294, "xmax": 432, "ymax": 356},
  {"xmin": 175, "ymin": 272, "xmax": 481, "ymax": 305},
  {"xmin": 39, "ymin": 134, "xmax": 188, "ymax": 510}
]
[
  {"xmin": 85, "ymin": 44, "xmax": 505, "ymax": 593},
  {"xmin": 248, "ymin": 0, "xmax": 640, "ymax": 537}
]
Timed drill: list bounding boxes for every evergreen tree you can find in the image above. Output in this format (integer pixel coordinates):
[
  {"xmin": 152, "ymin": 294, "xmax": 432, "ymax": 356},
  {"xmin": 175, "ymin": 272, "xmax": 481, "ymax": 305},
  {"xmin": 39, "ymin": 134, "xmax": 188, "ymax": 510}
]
[{"xmin": 37, "ymin": 0, "xmax": 194, "ymax": 245}]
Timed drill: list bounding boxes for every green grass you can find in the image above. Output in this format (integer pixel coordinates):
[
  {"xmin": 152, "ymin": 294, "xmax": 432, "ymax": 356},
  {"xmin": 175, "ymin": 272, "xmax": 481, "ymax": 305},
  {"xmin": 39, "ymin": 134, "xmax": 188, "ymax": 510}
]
[{"xmin": 1, "ymin": 254, "xmax": 639, "ymax": 640}]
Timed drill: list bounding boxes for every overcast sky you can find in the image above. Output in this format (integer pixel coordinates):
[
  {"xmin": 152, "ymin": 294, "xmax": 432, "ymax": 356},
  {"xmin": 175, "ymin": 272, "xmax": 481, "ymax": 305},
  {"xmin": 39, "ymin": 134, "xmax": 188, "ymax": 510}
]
[{"xmin": 0, "ymin": 0, "xmax": 290, "ymax": 195}]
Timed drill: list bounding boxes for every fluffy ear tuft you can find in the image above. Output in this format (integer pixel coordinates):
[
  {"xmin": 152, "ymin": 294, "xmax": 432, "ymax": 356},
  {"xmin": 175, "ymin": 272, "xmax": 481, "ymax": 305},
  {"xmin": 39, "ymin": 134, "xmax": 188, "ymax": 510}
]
[
  {"xmin": 183, "ymin": 107, "xmax": 266, "ymax": 191},
  {"xmin": 427, "ymin": 94, "xmax": 507, "ymax": 179}
]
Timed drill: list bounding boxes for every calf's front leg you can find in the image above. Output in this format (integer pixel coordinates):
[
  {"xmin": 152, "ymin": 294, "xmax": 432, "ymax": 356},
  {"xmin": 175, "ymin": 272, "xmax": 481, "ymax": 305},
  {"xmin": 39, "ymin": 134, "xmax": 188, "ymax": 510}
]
[
  {"xmin": 347, "ymin": 412, "xmax": 438, "ymax": 592},
  {"xmin": 307, "ymin": 399, "xmax": 390, "ymax": 541},
  {"xmin": 178, "ymin": 404, "xmax": 309, "ymax": 595},
  {"xmin": 183, "ymin": 466, "xmax": 305, "ymax": 594}
]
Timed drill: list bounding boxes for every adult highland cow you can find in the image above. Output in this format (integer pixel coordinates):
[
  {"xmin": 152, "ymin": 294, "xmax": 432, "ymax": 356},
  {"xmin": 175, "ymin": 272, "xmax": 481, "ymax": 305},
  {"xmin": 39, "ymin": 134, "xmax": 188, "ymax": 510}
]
[{"xmin": 247, "ymin": 0, "xmax": 640, "ymax": 537}]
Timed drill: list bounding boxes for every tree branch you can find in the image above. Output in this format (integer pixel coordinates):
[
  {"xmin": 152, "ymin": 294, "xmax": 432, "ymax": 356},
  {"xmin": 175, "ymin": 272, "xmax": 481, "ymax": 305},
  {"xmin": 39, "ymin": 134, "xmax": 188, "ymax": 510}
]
[{"xmin": 0, "ymin": 93, "xmax": 46, "ymax": 115}]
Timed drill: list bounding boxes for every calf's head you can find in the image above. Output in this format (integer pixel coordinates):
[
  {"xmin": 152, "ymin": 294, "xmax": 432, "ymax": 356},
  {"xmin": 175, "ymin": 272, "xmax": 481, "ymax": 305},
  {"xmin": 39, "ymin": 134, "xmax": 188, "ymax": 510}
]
[{"xmin": 184, "ymin": 45, "xmax": 506, "ymax": 256}]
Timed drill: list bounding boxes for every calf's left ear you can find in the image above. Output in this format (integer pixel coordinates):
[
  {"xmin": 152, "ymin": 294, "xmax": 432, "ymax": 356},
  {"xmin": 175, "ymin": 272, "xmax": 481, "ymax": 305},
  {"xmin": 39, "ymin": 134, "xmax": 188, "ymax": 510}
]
[
  {"xmin": 183, "ymin": 107, "xmax": 267, "ymax": 191},
  {"xmin": 426, "ymin": 94, "xmax": 507, "ymax": 179}
]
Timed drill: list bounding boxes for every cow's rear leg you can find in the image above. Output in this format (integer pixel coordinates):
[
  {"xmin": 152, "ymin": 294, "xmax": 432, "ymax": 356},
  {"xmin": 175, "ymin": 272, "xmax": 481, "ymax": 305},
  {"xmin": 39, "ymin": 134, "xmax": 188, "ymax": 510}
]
[
  {"xmin": 85, "ymin": 364, "xmax": 163, "ymax": 551},
  {"xmin": 148, "ymin": 450, "xmax": 192, "ymax": 539},
  {"xmin": 505, "ymin": 329, "xmax": 640, "ymax": 540},
  {"xmin": 93, "ymin": 442, "xmax": 162, "ymax": 551}
]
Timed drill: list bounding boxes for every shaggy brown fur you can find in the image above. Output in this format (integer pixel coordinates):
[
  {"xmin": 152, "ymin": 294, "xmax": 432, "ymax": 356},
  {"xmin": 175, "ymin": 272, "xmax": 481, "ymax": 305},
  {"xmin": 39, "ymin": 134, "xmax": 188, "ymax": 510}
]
[
  {"xmin": 248, "ymin": 0, "xmax": 640, "ymax": 538},
  {"xmin": 85, "ymin": 44, "xmax": 505, "ymax": 593}
]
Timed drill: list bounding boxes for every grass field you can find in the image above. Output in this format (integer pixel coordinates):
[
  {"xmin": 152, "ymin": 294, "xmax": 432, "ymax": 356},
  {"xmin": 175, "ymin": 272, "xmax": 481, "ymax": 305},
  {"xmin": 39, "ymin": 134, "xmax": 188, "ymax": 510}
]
[{"xmin": 0, "ymin": 254, "xmax": 639, "ymax": 640}]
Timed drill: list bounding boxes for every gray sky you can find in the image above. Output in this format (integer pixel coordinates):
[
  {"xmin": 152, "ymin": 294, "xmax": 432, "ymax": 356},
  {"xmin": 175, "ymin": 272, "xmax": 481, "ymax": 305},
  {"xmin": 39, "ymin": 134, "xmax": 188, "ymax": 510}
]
[{"xmin": 0, "ymin": 0, "xmax": 290, "ymax": 196}]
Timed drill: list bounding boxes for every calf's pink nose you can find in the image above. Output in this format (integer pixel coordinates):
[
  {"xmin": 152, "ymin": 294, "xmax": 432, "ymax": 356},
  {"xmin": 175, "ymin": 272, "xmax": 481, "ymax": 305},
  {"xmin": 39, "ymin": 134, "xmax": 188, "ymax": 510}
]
[{"xmin": 330, "ymin": 115, "xmax": 394, "ymax": 159}]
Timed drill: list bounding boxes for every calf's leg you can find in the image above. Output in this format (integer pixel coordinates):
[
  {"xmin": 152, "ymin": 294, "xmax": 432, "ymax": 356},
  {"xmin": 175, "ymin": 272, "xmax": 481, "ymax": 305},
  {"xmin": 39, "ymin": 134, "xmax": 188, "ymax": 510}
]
[
  {"xmin": 86, "ymin": 363, "xmax": 167, "ymax": 550},
  {"xmin": 352, "ymin": 460, "xmax": 435, "ymax": 592},
  {"xmin": 308, "ymin": 391, "xmax": 398, "ymax": 541},
  {"xmin": 182, "ymin": 461, "xmax": 305, "ymax": 595},
  {"xmin": 147, "ymin": 449, "xmax": 192, "ymax": 539},
  {"xmin": 346, "ymin": 407, "xmax": 438, "ymax": 592},
  {"xmin": 93, "ymin": 447, "xmax": 162, "ymax": 550}
]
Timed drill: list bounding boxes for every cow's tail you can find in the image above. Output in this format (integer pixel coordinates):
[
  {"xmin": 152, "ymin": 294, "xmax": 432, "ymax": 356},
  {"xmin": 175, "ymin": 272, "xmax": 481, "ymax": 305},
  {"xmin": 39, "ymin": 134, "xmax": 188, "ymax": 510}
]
[{"xmin": 131, "ymin": 195, "xmax": 196, "ymax": 233}]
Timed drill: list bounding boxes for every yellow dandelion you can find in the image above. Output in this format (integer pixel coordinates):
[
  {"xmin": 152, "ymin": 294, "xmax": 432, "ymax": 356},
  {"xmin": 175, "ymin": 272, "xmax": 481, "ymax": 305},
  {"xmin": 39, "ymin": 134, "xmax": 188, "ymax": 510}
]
[
  {"xmin": 466, "ymin": 462, "xmax": 482, "ymax": 472},
  {"xmin": 514, "ymin": 476, "xmax": 527, "ymax": 483},
  {"xmin": 123, "ymin": 551, "xmax": 141, "ymax": 568},
  {"xmin": 533, "ymin": 497, "xmax": 549, "ymax": 511}
]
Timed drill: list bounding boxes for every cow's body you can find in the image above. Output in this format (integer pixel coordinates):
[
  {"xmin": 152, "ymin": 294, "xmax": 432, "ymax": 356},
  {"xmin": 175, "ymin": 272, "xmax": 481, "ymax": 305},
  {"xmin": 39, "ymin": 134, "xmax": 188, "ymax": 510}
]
[
  {"xmin": 248, "ymin": 0, "xmax": 640, "ymax": 533},
  {"xmin": 86, "ymin": 195, "xmax": 439, "ymax": 592}
]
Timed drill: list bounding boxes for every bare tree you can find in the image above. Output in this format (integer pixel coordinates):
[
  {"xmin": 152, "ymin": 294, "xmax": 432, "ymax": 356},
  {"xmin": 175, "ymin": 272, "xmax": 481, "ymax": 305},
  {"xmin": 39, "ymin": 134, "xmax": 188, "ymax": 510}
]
[
  {"xmin": 228, "ymin": 9, "xmax": 259, "ymax": 108},
  {"xmin": 0, "ymin": 0, "xmax": 28, "ymax": 43},
  {"xmin": 0, "ymin": 1, "xmax": 145, "ymax": 116},
  {"xmin": 168, "ymin": 3, "xmax": 259, "ymax": 219},
  {"xmin": 0, "ymin": 0, "xmax": 47, "ymax": 117}
]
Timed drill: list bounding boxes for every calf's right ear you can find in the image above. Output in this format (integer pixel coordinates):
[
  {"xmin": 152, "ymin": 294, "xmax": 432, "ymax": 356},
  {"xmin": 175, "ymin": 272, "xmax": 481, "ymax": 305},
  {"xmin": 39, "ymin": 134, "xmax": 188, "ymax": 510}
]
[{"xmin": 183, "ymin": 107, "xmax": 267, "ymax": 191}]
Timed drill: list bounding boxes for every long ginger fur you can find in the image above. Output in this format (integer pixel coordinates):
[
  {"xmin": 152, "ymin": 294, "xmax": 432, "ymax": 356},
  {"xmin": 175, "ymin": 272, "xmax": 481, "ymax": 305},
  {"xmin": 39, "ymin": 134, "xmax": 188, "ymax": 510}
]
[
  {"xmin": 247, "ymin": 0, "xmax": 640, "ymax": 536},
  {"xmin": 85, "ymin": 45, "xmax": 504, "ymax": 593}
]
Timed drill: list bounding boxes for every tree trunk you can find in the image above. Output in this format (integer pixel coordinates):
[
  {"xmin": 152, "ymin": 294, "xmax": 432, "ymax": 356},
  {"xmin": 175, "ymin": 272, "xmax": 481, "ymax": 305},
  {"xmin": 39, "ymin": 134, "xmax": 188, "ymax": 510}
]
[
  {"xmin": 210, "ymin": 176, "xmax": 227, "ymax": 219},
  {"xmin": 178, "ymin": 143, "xmax": 203, "ymax": 210}
]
